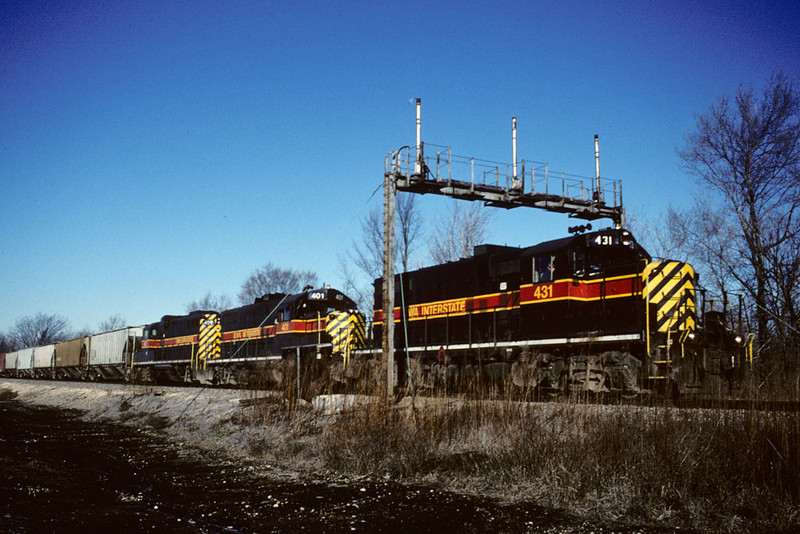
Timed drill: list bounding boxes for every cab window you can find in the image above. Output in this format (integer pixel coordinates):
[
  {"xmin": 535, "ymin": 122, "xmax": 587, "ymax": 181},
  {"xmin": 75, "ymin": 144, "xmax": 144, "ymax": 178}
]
[{"xmin": 533, "ymin": 255, "xmax": 555, "ymax": 283}]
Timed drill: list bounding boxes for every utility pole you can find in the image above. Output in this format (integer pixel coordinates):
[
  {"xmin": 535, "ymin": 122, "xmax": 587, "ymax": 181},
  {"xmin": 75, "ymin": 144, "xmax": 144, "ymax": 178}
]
[{"xmin": 382, "ymin": 158, "xmax": 397, "ymax": 399}]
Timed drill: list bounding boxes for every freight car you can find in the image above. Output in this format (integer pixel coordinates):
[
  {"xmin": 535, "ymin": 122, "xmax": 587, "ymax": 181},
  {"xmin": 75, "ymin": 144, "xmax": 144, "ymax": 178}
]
[
  {"xmin": 132, "ymin": 286, "xmax": 366, "ymax": 390},
  {"xmin": 371, "ymin": 226, "xmax": 749, "ymax": 396},
  {"xmin": 0, "ymin": 327, "xmax": 143, "ymax": 381}
]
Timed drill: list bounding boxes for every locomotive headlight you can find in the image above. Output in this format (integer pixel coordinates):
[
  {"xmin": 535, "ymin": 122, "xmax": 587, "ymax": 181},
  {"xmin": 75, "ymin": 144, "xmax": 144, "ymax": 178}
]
[
  {"xmin": 688, "ymin": 332, "xmax": 695, "ymax": 340},
  {"xmin": 735, "ymin": 335, "xmax": 743, "ymax": 344}
]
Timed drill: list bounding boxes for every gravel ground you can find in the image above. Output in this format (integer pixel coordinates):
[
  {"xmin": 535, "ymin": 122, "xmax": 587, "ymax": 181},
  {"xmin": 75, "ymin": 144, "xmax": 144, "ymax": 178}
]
[{"xmin": 0, "ymin": 379, "xmax": 681, "ymax": 533}]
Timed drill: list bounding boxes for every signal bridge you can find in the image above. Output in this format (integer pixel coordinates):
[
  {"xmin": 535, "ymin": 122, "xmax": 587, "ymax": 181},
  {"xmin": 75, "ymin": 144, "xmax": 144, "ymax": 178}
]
[{"xmin": 385, "ymin": 141, "xmax": 623, "ymax": 226}]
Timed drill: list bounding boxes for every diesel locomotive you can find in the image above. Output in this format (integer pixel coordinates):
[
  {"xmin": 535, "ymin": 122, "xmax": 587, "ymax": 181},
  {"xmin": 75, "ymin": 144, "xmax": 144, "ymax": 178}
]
[
  {"xmin": 371, "ymin": 226, "xmax": 750, "ymax": 396},
  {"xmin": 132, "ymin": 286, "xmax": 366, "ymax": 389}
]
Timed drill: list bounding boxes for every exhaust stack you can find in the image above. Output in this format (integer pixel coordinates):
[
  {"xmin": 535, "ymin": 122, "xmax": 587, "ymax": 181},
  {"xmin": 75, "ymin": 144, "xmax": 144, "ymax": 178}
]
[
  {"xmin": 594, "ymin": 134, "xmax": 602, "ymax": 202},
  {"xmin": 512, "ymin": 117, "xmax": 518, "ymax": 180},
  {"xmin": 415, "ymin": 98, "xmax": 422, "ymax": 176}
]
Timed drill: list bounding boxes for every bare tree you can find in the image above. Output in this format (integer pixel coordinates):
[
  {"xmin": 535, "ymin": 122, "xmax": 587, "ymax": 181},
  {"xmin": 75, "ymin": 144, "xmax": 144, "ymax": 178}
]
[
  {"xmin": 396, "ymin": 192, "xmax": 423, "ymax": 272},
  {"xmin": 428, "ymin": 200, "xmax": 491, "ymax": 263},
  {"xmin": 665, "ymin": 200, "xmax": 742, "ymax": 308},
  {"xmin": 0, "ymin": 332, "xmax": 16, "ymax": 353},
  {"xmin": 98, "ymin": 313, "xmax": 127, "ymax": 333},
  {"xmin": 625, "ymin": 206, "xmax": 686, "ymax": 261},
  {"xmin": 185, "ymin": 292, "xmax": 233, "ymax": 313},
  {"xmin": 238, "ymin": 263, "xmax": 318, "ymax": 305},
  {"xmin": 10, "ymin": 313, "xmax": 72, "ymax": 348},
  {"xmin": 339, "ymin": 192, "xmax": 425, "ymax": 313},
  {"xmin": 350, "ymin": 207, "xmax": 383, "ymax": 282},
  {"xmin": 678, "ymin": 73, "xmax": 800, "ymax": 361},
  {"xmin": 337, "ymin": 252, "xmax": 373, "ymax": 316}
]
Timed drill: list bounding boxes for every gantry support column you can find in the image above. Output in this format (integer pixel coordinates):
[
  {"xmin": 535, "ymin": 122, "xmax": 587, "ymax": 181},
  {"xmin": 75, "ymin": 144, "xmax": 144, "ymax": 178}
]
[{"xmin": 382, "ymin": 167, "xmax": 397, "ymax": 399}]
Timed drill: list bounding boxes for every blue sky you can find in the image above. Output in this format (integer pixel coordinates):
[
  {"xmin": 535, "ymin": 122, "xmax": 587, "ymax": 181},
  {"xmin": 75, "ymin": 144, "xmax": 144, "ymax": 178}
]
[{"xmin": 2, "ymin": 0, "xmax": 799, "ymax": 334}]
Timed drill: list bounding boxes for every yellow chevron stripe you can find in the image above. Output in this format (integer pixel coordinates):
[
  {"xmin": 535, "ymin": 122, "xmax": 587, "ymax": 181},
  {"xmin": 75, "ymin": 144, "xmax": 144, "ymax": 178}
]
[
  {"xmin": 327, "ymin": 311, "xmax": 366, "ymax": 366},
  {"xmin": 197, "ymin": 313, "xmax": 221, "ymax": 362},
  {"xmin": 644, "ymin": 261, "xmax": 696, "ymax": 332}
]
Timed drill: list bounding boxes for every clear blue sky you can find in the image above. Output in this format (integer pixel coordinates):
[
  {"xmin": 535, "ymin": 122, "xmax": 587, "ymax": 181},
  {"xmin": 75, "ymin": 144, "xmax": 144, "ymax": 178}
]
[{"xmin": 2, "ymin": 0, "xmax": 799, "ymax": 334}]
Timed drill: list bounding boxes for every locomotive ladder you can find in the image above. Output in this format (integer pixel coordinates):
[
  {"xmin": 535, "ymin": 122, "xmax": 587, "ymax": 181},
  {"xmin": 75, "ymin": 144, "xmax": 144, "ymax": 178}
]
[{"xmin": 381, "ymin": 99, "xmax": 625, "ymax": 397}]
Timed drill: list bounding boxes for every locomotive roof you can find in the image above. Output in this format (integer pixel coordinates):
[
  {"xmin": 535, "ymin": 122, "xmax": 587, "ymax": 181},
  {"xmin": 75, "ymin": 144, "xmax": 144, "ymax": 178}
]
[
  {"xmin": 520, "ymin": 227, "xmax": 651, "ymax": 260},
  {"xmin": 470, "ymin": 228, "xmax": 648, "ymax": 259},
  {"xmin": 519, "ymin": 234, "xmax": 576, "ymax": 256}
]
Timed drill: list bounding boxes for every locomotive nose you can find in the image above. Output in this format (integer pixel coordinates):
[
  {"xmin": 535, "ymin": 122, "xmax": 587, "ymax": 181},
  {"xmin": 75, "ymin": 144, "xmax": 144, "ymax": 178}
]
[{"xmin": 326, "ymin": 310, "xmax": 367, "ymax": 358}]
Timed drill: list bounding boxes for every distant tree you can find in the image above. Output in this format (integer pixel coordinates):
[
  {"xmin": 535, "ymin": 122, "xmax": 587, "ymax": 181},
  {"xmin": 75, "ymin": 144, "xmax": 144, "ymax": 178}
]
[
  {"xmin": 337, "ymin": 252, "xmax": 372, "ymax": 317},
  {"xmin": 0, "ymin": 332, "xmax": 16, "ymax": 353},
  {"xmin": 98, "ymin": 313, "xmax": 127, "ymax": 332},
  {"xmin": 238, "ymin": 263, "xmax": 318, "ymax": 305},
  {"xmin": 677, "ymin": 73, "xmax": 800, "ymax": 363},
  {"xmin": 10, "ymin": 313, "xmax": 72, "ymax": 348},
  {"xmin": 624, "ymin": 206, "xmax": 684, "ymax": 261},
  {"xmin": 664, "ymin": 200, "xmax": 741, "ymax": 297},
  {"xmin": 185, "ymin": 292, "xmax": 233, "ymax": 313},
  {"xmin": 74, "ymin": 327, "xmax": 94, "ymax": 339},
  {"xmin": 428, "ymin": 200, "xmax": 491, "ymax": 263}
]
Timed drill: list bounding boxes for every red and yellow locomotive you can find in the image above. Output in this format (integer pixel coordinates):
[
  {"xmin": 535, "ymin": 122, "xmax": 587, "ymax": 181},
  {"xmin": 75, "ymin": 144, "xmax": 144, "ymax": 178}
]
[{"xmin": 372, "ymin": 227, "xmax": 748, "ymax": 396}]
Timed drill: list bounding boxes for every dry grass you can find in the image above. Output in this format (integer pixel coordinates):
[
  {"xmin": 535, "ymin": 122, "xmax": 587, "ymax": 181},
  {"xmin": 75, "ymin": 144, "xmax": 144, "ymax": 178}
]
[
  {"xmin": 232, "ymin": 364, "xmax": 800, "ymax": 532},
  {"xmin": 310, "ymin": 392, "xmax": 799, "ymax": 532}
]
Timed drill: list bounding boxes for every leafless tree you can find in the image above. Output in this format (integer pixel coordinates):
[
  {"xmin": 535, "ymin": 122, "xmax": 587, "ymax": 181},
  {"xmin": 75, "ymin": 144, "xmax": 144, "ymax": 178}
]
[
  {"xmin": 238, "ymin": 263, "xmax": 318, "ymax": 305},
  {"xmin": 350, "ymin": 207, "xmax": 383, "ymax": 283},
  {"xmin": 624, "ymin": 206, "xmax": 685, "ymax": 261},
  {"xmin": 396, "ymin": 193, "xmax": 423, "ymax": 272},
  {"xmin": 428, "ymin": 200, "xmax": 491, "ymax": 263},
  {"xmin": 678, "ymin": 73, "xmax": 800, "ymax": 362},
  {"xmin": 97, "ymin": 313, "xmax": 127, "ymax": 333},
  {"xmin": 665, "ymin": 200, "xmax": 742, "ymax": 310},
  {"xmin": 0, "ymin": 332, "xmax": 15, "ymax": 352},
  {"xmin": 339, "ymin": 192, "xmax": 424, "ymax": 313},
  {"xmin": 9, "ymin": 313, "xmax": 72, "ymax": 348},
  {"xmin": 185, "ymin": 292, "xmax": 233, "ymax": 313}
]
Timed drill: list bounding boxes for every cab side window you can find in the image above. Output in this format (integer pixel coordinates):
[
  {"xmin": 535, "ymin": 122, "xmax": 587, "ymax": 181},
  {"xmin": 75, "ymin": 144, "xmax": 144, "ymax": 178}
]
[
  {"xmin": 573, "ymin": 250, "xmax": 602, "ymax": 278},
  {"xmin": 533, "ymin": 255, "xmax": 555, "ymax": 283}
]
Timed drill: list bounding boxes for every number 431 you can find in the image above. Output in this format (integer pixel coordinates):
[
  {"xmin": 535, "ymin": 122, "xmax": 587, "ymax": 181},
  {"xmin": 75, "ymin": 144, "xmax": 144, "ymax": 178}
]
[{"xmin": 533, "ymin": 285, "xmax": 553, "ymax": 299}]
